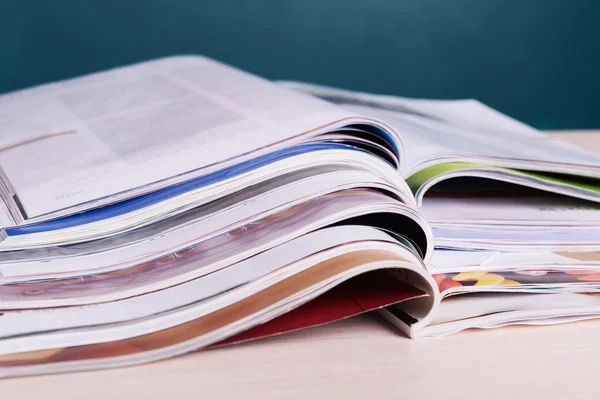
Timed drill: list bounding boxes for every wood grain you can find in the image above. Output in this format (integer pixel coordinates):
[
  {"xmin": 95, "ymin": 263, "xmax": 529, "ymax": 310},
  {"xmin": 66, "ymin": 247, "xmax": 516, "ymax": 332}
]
[{"xmin": 2, "ymin": 131, "xmax": 600, "ymax": 399}]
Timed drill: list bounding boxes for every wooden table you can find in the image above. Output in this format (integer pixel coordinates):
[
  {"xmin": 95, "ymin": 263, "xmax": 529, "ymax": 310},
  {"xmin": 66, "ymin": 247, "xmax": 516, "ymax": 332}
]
[{"xmin": 3, "ymin": 131, "xmax": 600, "ymax": 400}]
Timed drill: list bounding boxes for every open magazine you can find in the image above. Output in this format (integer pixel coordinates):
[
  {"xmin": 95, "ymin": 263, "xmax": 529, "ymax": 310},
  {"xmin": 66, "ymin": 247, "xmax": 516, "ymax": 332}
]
[{"xmin": 2, "ymin": 55, "xmax": 600, "ymax": 378}]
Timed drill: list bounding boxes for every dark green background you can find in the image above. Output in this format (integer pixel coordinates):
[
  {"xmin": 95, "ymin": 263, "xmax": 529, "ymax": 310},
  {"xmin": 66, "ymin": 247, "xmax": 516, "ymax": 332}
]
[{"xmin": 2, "ymin": 0, "xmax": 599, "ymax": 129}]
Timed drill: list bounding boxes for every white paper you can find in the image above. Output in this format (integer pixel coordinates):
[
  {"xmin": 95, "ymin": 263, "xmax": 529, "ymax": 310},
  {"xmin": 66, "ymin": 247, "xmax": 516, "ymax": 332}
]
[
  {"xmin": 281, "ymin": 81, "xmax": 600, "ymax": 178},
  {"xmin": 0, "ymin": 225, "xmax": 401, "ymax": 338},
  {"xmin": 0, "ymin": 56, "xmax": 356, "ymax": 221},
  {"xmin": 422, "ymin": 196, "xmax": 600, "ymax": 226}
]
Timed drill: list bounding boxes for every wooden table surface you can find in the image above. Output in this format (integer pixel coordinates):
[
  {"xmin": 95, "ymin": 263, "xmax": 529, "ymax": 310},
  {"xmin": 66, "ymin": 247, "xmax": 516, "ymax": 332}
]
[{"xmin": 3, "ymin": 131, "xmax": 600, "ymax": 400}]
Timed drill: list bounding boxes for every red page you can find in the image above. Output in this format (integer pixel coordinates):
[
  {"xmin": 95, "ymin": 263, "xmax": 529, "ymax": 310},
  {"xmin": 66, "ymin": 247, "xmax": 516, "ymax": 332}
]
[{"xmin": 216, "ymin": 271, "xmax": 425, "ymax": 346}]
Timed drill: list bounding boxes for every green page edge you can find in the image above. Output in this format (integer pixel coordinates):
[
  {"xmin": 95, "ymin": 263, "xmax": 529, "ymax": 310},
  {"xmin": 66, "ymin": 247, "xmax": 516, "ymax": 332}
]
[{"xmin": 406, "ymin": 162, "xmax": 600, "ymax": 195}]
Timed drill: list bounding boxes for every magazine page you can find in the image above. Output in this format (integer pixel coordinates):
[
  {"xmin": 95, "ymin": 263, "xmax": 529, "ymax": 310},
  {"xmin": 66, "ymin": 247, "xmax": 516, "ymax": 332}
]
[
  {"xmin": 0, "ymin": 188, "xmax": 427, "ymax": 294},
  {"xmin": 279, "ymin": 81, "xmax": 600, "ymax": 179},
  {"xmin": 422, "ymin": 195, "xmax": 600, "ymax": 250},
  {"xmin": 421, "ymin": 195, "xmax": 600, "ymax": 227},
  {"xmin": 383, "ymin": 248, "xmax": 600, "ymax": 339},
  {"xmin": 0, "ymin": 185, "xmax": 422, "ymax": 283},
  {"xmin": 217, "ymin": 270, "xmax": 426, "ymax": 346},
  {"xmin": 0, "ymin": 226, "xmax": 405, "ymax": 335},
  {"xmin": 406, "ymin": 161, "xmax": 600, "ymax": 206},
  {"xmin": 418, "ymin": 292, "xmax": 600, "ymax": 338},
  {"xmin": 0, "ymin": 144, "xmax": 413, "ymax": 250},
  {"xmin": 0, "ymin": 234, "xmax": 434, "ymax": 378},
  {"xmin": 0, "ymin": 56, "xmax": 363, "ymax": 224},
  {"xmin": 429, "ymin": 249, "xmax": 600, "ymax": 274}
]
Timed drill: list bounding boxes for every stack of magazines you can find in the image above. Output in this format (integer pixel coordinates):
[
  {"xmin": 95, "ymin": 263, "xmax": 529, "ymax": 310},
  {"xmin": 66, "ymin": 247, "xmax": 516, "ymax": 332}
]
[{"xmin": 2, "ymin": 55, "xmax": 600, "ymax": 377}]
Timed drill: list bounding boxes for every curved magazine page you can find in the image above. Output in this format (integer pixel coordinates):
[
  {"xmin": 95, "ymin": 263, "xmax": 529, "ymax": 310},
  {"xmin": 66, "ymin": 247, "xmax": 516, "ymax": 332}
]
[
  {"xmin": 5, "ymin": 144, "xmax": 362, "ymax": 234},
  {"xmin": 1, "ymin": 145, "xmax": 413, "ymax": 250},
  {"xmin": 433, "ymin": 269, "xmax": 600, "ymax": 298},
  {"xmin": 0, "ymin": 172, "xmax": 405, "ymax": 280},
  {"xmin": 434, "ymin": 229, "xmax": 600, "ymax": 252},
  {"xmin": 0, "ymin": 196, "xmax": 431, "ymax": 309},
  {"xmin": 421, "ymin": 193, "xmax": 600, "ymax": 228},
  {"xmin": 408, "ymin": 163, "xmax": 600, "ymax": 207},
  {"xmin": 0, "ymin": 226, "xmax": 410, "ymax": 337},
  {"xmin": 280, "ymin": 81, "xmax": 600, "ymax": 180},
  {"xmin": 0, "ymin": 240, "xmax": 436, "ymax": 378},
  {"xmin": 0, "ymin": 56, "xmax": 404, "ymax": 225},
  {"xmin": 380, "ymin": 278, "xmax": 600, "ymax": 339},
  {"xmin": 420, "ymin": 184, "xmax": 600, "ymax": 251},
  {"xmin": 417, "ymin": 292, "xmax": 600, "ymax": 338},
  {"xmin": 215, "ymin": 269, "xmax": 425, "ymax": 346},
  {"xmin": 392, "ymin": 251, "xmax": 600, "ymax": 338},
  {"xmin": 428, "ymin": 249, "xmax": 600, "ymax": 275}
]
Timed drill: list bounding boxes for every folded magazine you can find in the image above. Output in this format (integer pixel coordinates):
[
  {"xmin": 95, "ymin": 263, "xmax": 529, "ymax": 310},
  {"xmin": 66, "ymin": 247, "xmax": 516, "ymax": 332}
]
[{"xmin": 1, "ymin": 55, "xmax": 600, "ymax": 377}]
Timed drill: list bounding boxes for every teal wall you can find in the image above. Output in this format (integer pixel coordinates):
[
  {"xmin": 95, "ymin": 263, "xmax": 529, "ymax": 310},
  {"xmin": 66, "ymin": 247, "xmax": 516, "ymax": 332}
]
[{"xmin": 2, "ymin": 0, "xmax": 599, "ymax": 129}]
